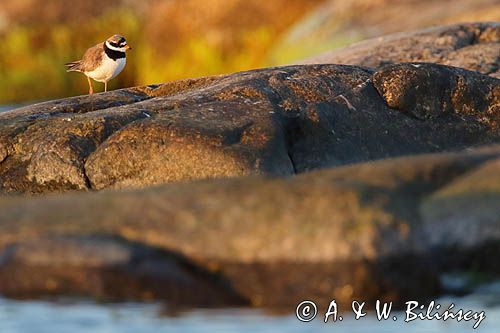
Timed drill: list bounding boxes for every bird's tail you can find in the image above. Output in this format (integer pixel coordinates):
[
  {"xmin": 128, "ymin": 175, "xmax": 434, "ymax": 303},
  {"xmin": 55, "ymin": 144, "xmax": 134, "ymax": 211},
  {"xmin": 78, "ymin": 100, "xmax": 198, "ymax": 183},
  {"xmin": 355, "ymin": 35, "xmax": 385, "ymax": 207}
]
[{"xmin": 64, "ymin": 60, "xmax": 83, "ymax": 72}]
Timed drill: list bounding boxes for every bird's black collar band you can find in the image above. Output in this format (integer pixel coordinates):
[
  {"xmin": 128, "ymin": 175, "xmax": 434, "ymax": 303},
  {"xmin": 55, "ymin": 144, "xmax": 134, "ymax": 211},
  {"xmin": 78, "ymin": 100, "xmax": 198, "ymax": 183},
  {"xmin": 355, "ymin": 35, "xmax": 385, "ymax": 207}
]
[{"xmin": 104, "ymin": 44, "xmax": 126, "ymax": 60}]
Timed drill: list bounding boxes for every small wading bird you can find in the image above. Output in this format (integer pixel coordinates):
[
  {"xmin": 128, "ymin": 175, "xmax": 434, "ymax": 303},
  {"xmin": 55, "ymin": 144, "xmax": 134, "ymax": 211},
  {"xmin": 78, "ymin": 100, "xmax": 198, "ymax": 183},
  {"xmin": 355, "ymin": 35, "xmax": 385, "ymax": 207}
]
[{"xmin": 65, "ymin": 34, "xmax": 131, "ymax": 95}]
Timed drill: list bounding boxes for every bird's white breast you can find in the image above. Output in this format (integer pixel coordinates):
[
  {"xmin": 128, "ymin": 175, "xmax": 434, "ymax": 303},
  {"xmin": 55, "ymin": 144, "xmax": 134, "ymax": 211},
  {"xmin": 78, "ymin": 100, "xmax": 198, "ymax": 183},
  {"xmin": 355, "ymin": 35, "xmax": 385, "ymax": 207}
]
[{"xmin": 85, "ymin": 55, "xmax": 126, "ymax": 83}]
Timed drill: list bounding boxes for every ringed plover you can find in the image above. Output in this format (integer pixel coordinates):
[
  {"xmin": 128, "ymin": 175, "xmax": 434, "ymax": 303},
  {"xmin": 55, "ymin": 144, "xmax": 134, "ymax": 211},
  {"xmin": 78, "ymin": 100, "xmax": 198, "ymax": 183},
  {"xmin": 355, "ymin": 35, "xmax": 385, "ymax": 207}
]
[{"xmin": 65, "ymin": 34, "xmax": 131, "ymax": 95}]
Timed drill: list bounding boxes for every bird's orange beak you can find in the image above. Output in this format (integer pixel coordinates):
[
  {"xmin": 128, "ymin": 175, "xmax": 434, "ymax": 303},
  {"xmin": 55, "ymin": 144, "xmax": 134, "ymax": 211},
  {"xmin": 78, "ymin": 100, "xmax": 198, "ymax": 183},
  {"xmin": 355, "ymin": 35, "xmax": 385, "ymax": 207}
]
[{"xmin": 125, "ymin": 44, "xmax": 131, "ymax": 51}]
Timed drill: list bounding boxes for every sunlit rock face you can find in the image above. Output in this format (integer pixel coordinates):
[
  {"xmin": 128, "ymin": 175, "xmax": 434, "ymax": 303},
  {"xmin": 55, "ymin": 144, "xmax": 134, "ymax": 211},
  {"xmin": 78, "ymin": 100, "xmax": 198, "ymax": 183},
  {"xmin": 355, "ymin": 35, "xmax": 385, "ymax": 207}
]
[
  {"xmin": 0, "ymin": 61, "xmax": 498, "ymax": 193},
  {"xmin": 0, "ymin": 23, "xmax": 499, "ymax": 309},
  {"xmin": 301, "ymin": 23, "xmax": 500, "ymax": 78}
]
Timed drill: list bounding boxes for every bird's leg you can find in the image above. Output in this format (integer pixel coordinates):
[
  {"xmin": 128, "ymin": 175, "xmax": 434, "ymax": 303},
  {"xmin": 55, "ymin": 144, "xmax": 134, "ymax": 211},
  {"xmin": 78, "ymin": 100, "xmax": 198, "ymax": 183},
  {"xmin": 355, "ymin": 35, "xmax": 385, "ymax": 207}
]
[
  {"xmin": 104, "ymin": 81, "xmax": 107, "ymax": 92},
  {"xmin": 87, "ymin": 76, "xmax": 93, "ymax": 95}
]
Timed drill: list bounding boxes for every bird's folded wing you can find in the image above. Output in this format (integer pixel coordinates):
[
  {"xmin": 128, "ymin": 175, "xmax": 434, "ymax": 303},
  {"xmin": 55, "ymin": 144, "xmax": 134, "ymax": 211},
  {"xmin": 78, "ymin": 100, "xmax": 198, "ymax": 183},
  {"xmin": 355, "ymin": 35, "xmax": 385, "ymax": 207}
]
[{"xmin": 80, "ymin": 42, "xmax": 105, "ymax": 72}]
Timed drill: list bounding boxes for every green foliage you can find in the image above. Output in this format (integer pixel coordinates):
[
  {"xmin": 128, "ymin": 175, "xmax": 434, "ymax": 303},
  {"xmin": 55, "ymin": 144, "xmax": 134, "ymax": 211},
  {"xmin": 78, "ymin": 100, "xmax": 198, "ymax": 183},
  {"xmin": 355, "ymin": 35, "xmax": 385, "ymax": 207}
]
[
  {"xmin": 138, "ymin": 26, "xmax": 274, "ymax": 85},
  {"xmin": 0, "ymin": 8, "xmax": 140, "ymax": 103},
  {"xmin": 0, "ymin": 7, "xmax": 337, "ymax": 104},
  {"xmin": 268, "ymin": 34, "xmax": 362, "ymax": 66}
]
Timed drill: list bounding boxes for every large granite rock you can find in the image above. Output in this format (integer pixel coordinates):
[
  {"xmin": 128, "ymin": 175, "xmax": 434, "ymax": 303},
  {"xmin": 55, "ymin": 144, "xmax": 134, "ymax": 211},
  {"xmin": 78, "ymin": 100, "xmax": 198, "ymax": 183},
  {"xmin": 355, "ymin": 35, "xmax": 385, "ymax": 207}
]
[
  {"xmin": 0, "ymin": 145, "xmax": 499, "ymax": 308},
  {"xmin": 1, "ymin": 23, "xmax": 499, "ymax": 309},
  {"xmin": 301, "ymin": 22, "xmax": 500, "ymax": 78},
  {"xmin": 1, "ymin": 62, "xmax": 499, "ymax": 193}
]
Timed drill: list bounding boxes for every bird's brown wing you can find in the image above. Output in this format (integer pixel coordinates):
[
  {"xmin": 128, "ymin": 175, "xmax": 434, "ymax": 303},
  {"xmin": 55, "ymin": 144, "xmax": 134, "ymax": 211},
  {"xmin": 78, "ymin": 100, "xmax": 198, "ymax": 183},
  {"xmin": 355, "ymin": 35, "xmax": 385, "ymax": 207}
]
[{"xmin": 80, "ymin": 42, "xmax": 105, "ymax": 72}]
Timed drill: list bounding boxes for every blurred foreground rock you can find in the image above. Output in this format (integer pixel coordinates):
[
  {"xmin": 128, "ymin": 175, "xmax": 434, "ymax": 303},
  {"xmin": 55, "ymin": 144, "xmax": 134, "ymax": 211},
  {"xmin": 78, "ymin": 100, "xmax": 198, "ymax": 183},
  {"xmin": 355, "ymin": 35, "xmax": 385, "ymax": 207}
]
[
  {"xmin": 0, "ymin": 145, "xmax": 499, "ymax": 308},
  {"xmin": 0, "ymin": 23, "xmax": 499, "ymax": 309}
]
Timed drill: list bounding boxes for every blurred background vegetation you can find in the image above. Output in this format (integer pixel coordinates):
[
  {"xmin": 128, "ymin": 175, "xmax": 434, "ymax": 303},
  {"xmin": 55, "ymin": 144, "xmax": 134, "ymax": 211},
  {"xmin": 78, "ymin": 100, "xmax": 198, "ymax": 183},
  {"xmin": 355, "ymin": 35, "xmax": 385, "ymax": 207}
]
[{"xmin": 0, "ymin": 0, "xmax": 498, "ymax": 104}]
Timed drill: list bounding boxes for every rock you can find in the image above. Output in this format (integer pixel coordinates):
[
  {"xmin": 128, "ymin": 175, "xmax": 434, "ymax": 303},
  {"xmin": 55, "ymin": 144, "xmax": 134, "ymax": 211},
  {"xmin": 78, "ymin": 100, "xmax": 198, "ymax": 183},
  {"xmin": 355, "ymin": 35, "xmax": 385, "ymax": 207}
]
[
  {"xmin": 301, "ymin": 23, "xmax": 500, "ymax": 78},
  {"xmin": 421, "ymin": 157, "xmax": 500, "ymax": 249},
  {"xmin": 272, "ymin": 0, "xmax": 500, "ymax": 64},
  {"xmin": 0, "ymin": 142, "xmax": 6, "ymax": 164},
  {"xmin": 0, "ymin": 89, "xmax": 154, "ymax": 192},
  {"xmin": 1, "ymin": 145, "xmax": 499, "ymax": 307},
  {"xmin": 0, "ymin": 236, "xmax": 245, "ymax": 306},
  {"xmin": 372, "ymin": 63, "xmax": 500, "ymax": 120},
  {"xmin": 1, "ymin": 63, "xmax": 499, "ymax": 193},
  {"xmin": 419, "ymin": 152, "xmax": 500, "ymax": 277}
]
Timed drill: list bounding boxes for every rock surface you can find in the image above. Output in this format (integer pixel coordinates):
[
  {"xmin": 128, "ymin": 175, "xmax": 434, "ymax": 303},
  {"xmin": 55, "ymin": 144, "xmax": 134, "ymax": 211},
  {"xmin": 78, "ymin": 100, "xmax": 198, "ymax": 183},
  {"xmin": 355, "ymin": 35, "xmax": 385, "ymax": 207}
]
[
  {"xmin": 0, "ymin": 145, "xmax": 499, "ymax": 307},
  {"xmin": 1, "ymin": 23, "xmax": 500, "ymax": 309},
  {"xmin": 273, "ymin": 1, "xmax": 500, "ymax": 64},
  {"xmin": 1, "ymin": 62, "xmax": 499, "ymax": 193},
  {"xmin": 301, "ymin": 23, "xmax": 500, "ymax": 78}
]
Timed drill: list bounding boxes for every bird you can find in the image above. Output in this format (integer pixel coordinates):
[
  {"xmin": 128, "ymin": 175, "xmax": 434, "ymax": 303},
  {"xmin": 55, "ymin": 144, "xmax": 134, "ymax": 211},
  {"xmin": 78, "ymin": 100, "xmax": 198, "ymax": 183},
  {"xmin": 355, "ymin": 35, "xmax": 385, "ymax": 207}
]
[{"xmin": 65, "ymin": 34, "xmax": 131, "ymax": 95}]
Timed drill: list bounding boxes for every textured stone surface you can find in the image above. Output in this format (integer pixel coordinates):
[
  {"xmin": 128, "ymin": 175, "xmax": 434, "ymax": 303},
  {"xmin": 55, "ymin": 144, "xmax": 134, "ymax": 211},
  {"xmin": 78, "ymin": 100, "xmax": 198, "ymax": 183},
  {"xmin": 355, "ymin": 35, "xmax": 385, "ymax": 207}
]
[
  {"xmin": 1, "ymin": 63, "xmax": 499, "ymax": 193},
  {"xmin": 1, "ymin": 23, "xmax": 500, "ymax": 310},
  {"xmin": 301, "ymin": 23, "xmax": 500, "ymax": 78}
]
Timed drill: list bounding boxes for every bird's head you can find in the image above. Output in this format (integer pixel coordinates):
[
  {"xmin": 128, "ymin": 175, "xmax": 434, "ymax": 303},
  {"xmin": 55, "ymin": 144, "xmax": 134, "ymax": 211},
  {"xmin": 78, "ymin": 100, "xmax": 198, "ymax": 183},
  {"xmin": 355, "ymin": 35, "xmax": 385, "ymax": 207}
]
[{"xmin": 105, "ymin": 34, "xmax": 131, "ymax": 52}]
